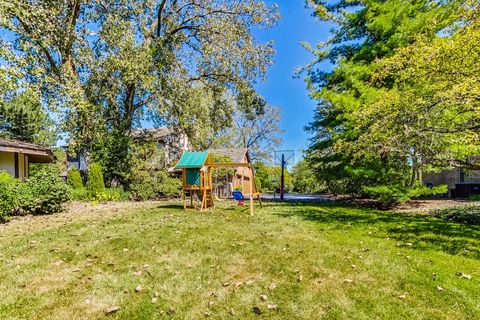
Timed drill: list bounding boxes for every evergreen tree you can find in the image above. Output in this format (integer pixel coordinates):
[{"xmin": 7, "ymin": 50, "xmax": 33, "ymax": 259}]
[
  {"xmin": 67, "ymin": 166, "xmax": 84, "ymax": 190},
  {"xmin": 86, "ymin": 163, "xmax": 106, "ymax": 198}
]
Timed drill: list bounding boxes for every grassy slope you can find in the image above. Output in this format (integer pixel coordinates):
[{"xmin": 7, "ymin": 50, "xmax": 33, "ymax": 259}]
[{"xmin": 0, "ymin": 201, "xmax": 479, "ymax": 320}]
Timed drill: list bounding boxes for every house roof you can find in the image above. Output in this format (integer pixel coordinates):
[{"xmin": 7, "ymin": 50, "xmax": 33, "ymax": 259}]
[
  {"xmin": 175, "ymin": 151, "xmax": 209, "ymax": 168},
  {"xmin": 131, "ymin": 128, "xmax": 172, "ymax": 140},
  {"xmin": 0, "ymin": 138, "xmax": 54, "ymax": 163},
  {"xmin": 209, "ymin": 148, "xmax": 249, "ymax": 164}
]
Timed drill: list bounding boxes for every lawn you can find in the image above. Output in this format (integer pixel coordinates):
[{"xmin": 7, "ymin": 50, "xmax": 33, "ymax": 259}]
[{"xmin": 0, "ymin": 201, "xmax": 479, "ymax": 319}]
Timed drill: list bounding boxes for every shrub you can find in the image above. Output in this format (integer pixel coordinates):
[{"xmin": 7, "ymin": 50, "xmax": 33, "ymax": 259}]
[
  {"xmin": 156, "ymin": 173, "xmax": 182, "ymax": 198},
  {"xmin": 87, "ymin": 163, "xmax": 106, "ymax": 198},
  {"xmin": 94, "ymin": 187, "xmax": 130, "ymax": 203},
  {"xmin": 469, "ymin": 194, "xmax": 480, "ymax": 201},
  {"xmin": 17, "ymin": 165, "xmax": 70, "ymax": 215},
  {"xmin": 432, "ymin": 205, "xmax": 480, "ymax": 225},
  {"xmin": 0, "ymin": 171, "xmax": 18, "ymax": 222},
  {"xmin": 127, "ymin": 141, "xmax": 181, "ymax": 200},
  {"xmin": 67, "ymin": 166, "xmax": 83, "ymax": 190},
  {"xmin": 363, "ymin": 184, "xmax": 448, "ymax": 205},
  {"xmin": 70, "ymin": 188, "xmax": 90, "ymax": 201},
  {"xmin": 129, "ymin": 170, "xmax": 156, "ymax": 201}
]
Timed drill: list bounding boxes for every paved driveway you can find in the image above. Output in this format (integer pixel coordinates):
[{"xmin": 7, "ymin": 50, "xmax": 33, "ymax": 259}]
[{"xmin": 260, "ymin": 193, "xmax": 331, "ymax": 202}]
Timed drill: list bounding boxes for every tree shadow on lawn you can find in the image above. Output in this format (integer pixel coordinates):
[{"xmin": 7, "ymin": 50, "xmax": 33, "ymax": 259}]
[{"xmin": 274, "ymin": 202, "xmax": 480, "ymax": 259}]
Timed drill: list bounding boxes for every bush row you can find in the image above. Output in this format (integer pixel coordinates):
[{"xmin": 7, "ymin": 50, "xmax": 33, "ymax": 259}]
[{"xmin": 68, "ymin": 163, "xmax": 182, "ymax": 202}]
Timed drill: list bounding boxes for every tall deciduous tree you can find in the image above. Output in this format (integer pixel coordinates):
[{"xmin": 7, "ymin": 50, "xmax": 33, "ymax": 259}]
[{"xmin": 0, "ymin": 0, "xmax": 279, "ymax": 183}]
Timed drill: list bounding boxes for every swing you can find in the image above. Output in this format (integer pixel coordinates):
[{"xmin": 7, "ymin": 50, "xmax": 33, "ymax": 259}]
[{"xmin": 232, "ymin": 190, "xmax": 245, "ymax": 206}]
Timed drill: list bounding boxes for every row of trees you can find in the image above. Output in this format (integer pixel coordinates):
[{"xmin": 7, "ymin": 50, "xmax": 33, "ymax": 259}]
[
  {"xmin": 0, "ymin": 0, "xmax": 282, "ymax": 188},
  {"xmin": 304, "ymin": 0, "xmax": 480, "ymax": 203}
]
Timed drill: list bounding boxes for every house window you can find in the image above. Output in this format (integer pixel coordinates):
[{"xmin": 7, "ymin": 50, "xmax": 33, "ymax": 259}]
[{"xmin": 460, "ymin": 169, "xmax": 465, "ymax": 183}]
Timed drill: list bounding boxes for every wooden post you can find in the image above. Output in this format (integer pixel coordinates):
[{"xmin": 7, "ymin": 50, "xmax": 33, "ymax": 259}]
[{"xmin": 182, "ymin": 169, "xmax": 187, "ymax": 209}]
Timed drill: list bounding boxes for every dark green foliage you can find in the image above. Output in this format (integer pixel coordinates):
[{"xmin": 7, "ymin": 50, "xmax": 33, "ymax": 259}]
[
  {"xmin": 432, "ymin": 205, "xmax": 480, "ymax": 225},
  {"xmin": 253, "ymin": 162, "xmax": 292, "ymax": 192},
  {"xmin": 67, "ymin": 166, "xmax": 83, "ymax": 190},
  {"xmin": 127, "ymin": 141, "xmax": 181, "ymax": 201},
  {"xmin": 17, "ymin": 165, "xmax": 70, "ymax": 215},
  {"xmin": 305, "ymin": 0, "xmax": 466, "ymax": 203},
  {"xmin": 156, "ymin": 174, "xmax": 182, "ymax": 199},
  {"xmin": 0, "ymin": 171, "xmax": 17, "ymax": 221},
  {"xmin": 129, "ymin": 170, "xmax": 181, "ymax": 201},
  {"xmin": 86, "ymin": 163, "xmax": 106, "ymax": 198},
  {"xmin": 292, "ymin": 160, "xmax": 323, "ymax": 194},
  {"xmin": 364, "ymin": 184, "xmax": 448, "ymax": 205},
  {"xmin": 70, "ymin": 188, "xmax": 90, "ymax": 201}
]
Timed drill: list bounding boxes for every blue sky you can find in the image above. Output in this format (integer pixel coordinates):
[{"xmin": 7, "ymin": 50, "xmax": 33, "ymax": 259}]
[{"xmin": 254, "ymin": 1, "xmax": 332, "ymax": 160}]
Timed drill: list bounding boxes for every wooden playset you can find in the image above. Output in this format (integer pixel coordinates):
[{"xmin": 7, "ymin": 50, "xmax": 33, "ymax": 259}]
[{"xmin": 175, "ymin": 149, "xmax": 262, "ymax": 216}]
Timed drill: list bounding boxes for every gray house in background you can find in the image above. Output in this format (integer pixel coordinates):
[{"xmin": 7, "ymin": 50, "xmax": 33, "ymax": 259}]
[{"xmin": 423, "ymin": 168, "xmax": 480, "ymax": 198}]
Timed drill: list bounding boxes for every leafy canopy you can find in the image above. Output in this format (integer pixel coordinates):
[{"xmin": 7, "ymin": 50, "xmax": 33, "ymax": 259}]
[{"xmin": 0, "ymin": 0, "xmax": 279, "ymax": 183}]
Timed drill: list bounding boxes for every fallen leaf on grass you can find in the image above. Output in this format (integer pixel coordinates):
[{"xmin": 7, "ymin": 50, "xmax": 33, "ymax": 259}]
[
  {"xmin": 152, "ymin": 297, "xmax": 158, "ymax": 303},
  {"xmin": 260, "ymin": 295, "xmax": 268, "ymax": 301},
  {"xmin": 437, "ymin": 286, "xmax": 445, "ymax": 292},
  {"xmin": 398, "ymin": 293, "xmax": 408, "ymax": 300},
  {"xmin": 133, "ymin": 271, "xmax": 142, "ymax": 276},
  {"xmin": 72, "ymin": 268, "xmax": 81, "ymax": 272},
  {"xmin": 344, "ymin": 279, "xmax": 353, "ymax": 283},
  {"xmin": 267, "ymin": 304, "xmax": 278, "ymax": 310},
  {"xmin": 268, "ymin": 283, "xmax": 277, "ymax": 290},
  {"xmin": 456, "ymin": 272, "xmax": 472, "ymax": 280},
  {"xmin": 135, "ymin": 284, "xmax": 143, "ymax": 292},
  {"xmin": 53, "ymin": 260, "xmax": 64, "ymax": 267},
  {"xmin": 106, "ymin": 306, "xmax": 120, "ymax": 314}
]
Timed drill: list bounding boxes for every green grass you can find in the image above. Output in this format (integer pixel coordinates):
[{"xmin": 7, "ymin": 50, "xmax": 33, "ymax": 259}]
[{"xmin": 0, "ymin": 201, "xmax": 479, "ymax": 319}]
